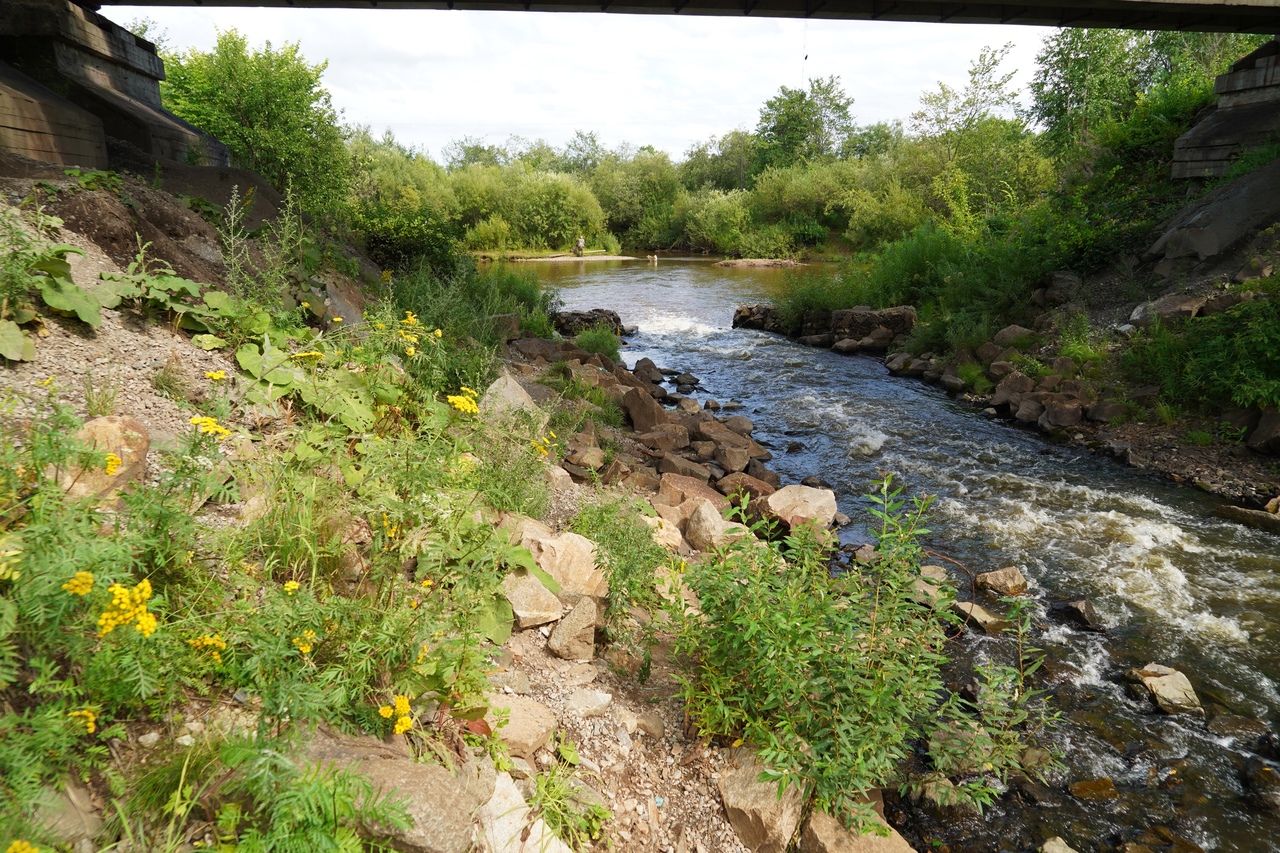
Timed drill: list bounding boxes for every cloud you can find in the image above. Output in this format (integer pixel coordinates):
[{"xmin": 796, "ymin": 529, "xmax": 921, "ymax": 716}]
[{"xmin": 108, "ymin": 5, "xmax": 1050, "ymax": 159}]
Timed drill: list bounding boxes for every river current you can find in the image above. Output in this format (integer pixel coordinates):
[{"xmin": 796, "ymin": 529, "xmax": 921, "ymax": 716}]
[{"xmin": 528, "ymin": 257, "xmax": 1280, "ymax": 853}]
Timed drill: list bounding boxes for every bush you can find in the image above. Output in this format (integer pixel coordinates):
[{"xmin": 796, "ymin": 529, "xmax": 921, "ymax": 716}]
[
  {"xmin": 674, "ymin": 477, "xmax": 1058, "ymax": 829},
  {"xmin": 574, "ymin": 325, "xmax": 621, "ymax": 362}
]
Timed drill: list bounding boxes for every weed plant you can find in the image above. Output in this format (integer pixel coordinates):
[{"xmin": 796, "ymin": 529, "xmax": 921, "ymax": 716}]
[
  {"xmin": 674, "ymin": 476, "xmax": 1058, "ymax": 831},
  {"xmin": 573, "ymin": 325, "xmax": 621, "ymax": 363}
]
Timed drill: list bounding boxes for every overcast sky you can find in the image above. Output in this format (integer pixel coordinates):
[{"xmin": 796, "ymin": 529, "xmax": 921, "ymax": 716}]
[{"xmin": 107, "ymin": 6, "xmax": 1053, "ymax": 161}]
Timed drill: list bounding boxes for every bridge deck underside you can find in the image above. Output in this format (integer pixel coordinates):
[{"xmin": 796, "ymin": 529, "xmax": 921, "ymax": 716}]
[{"xmin": 101, "ymin": 0, "xmax": 1280, "ymax": 33}]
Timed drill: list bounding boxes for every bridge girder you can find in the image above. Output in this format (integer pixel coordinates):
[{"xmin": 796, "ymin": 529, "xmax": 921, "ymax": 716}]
[{"xmin": 98, "ymin": 0, "xmax": 1280, "ymax": 33}]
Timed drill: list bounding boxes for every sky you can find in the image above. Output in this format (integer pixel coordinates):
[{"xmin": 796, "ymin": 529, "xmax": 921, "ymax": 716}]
[{"xmin": 107, "ymin": 6, "xmax": 1054, "ymax": 162}]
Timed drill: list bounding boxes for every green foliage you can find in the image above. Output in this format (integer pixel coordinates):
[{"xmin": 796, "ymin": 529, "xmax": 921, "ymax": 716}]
[
  {"xmin": 1, "ymin": 205, "xmax": 101, "ymax": 345},
  {"xmin": 573, "ymin": 325, "xmax": 621, "ymax": 362},
  {"xmin": 957, "ymin": 361, "xmax": 993, "ymax": 394},
  {"xmin": 675, "ymin": 477, "xmax": 1057, "ymax": 829},
  {"xmin": 1125, "ymin": 291, "xmax": 1280, "ymax": 411},
  {"xmin": 755, "ymin": 76, "xmax": 856, "ymax": 170},
  {"xmin": 529, "ymin": 747, "xmax": 611, "ymax": 851},
  {"xmin": 161, "ymin": 30, "xmax": 350, "ymax": 212}
]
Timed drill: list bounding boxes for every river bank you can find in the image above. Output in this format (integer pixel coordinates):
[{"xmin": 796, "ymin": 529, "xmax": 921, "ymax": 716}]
[{"xmin": 534, "ymin": 256, "xmax": 1280, "ymax": 853}]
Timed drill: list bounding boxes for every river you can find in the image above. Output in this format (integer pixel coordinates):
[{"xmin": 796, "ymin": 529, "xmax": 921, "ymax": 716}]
[{"xmin": 528, "ymin": 256, "xmax": 1280, "ymax": 852}]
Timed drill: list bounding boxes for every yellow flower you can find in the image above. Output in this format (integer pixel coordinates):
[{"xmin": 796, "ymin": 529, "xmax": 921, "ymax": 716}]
[
  {"xmin": 375, "ymin": 322, "xmax": 386, "ymax": 330},
  {"xmin": 460, "ymin": 386, "xmax": 478, "ymax": 398},
  {"xmin": 292, "ymin": 629, "xmax": 317, "ymax": 655},
  {"xmin": 103, "ymin": 453, "xmax": 122, "ymax": 476},
  {"xmin": 433, "ymin": 329, "xmax": 442, "ymax": 338},
  {"xmin": 62, "ymin": 571, "xmax": 94, "ymax": 596},
  {"xmin": 409, "ymin": 600, "xmax": 419, "ymax": 609},
  {"xmin": 381, "ymin": 271, "xmax": 393, "ymax": 283},
  {"xmin": 189, "ymin": 416, "xmax": 231, "ymax": 440},
  {"xmin": 301, "ymin": 301, "xmax": 311, "ymax": 309},
  {"xmin": 398, "ymin": 330, "xmax": 419, "ymax": 344},
  {"xmin": 67, "ymin": 708, "xmax": 97, "ymax": 734},
  {"xmin": 6, "ymin": 840, "xmax": 42, "ymax": 853},
  {"xmin": 400, "ymin": 310, "xmax": 418, "ymax": 326},
  {"xmin": 378, "ymin": 705, "xmax": 393, "ymax": 718},
  {"xmin": 420, "ymin": 578, "xmax": 433, "ymax": 589},
  {"xmin": 394, "ymin": 715, "xmax": 413, "ymax": 735},
  {"xmin": 290, "ymin": 351, "xmax": 324, "ymax": 360},
  {"xmin": 36, "ymin": 376, "xmax": 55, "ymax": 388},
  {"xmin": 393, "ymin": 694, "xmax": 410, "ymax": 716},
  {"xmin": 205, "ymin": 370, "xmax": 227, "ymax": 381},
  {"xmin": 548, "ymin": 431, "xmax": 556, "ymax": 439},
  {"xmin": 405, "ymin": 346, "xmax": 416, "ymax": 357},
  {"xmin": 332, "ymin": 317, "xmax": 344, "ymax": 323},
  {"xmin": 97, "ymin": 579, "xmax": 155, "ymax": 638},
  {"xmin": 447, "ymin": 394, "xmax": 479, "ymax": 416},
  {"xmin": 188, "ymin": 633, "xmax": 227, "ymax": 664},
  {"xmin": 283, "ymin": 580, "xmax": 300, "ymax": 595}
]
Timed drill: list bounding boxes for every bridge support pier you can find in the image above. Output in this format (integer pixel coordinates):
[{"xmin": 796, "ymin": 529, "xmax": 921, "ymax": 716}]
[
  {"xmin": 0, "ymin": 0, "xmax": 227, "ymax": 169},
  {"xmin": 1173, "ymin": 38, "xmax": 1280, "ymax": 179}
]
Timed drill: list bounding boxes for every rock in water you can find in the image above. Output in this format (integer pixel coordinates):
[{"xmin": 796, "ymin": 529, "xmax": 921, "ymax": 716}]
[
  {"xmin": 975, "ymin": 566, "xmax": 1028, "ymax": 596},
  {"xmin": 1124, "ymin": 663, "xmax": 1204, "ymax": 717},
  {"xmin": 748, "ymin": 485, "xmax": 838, "ymax": 534}
]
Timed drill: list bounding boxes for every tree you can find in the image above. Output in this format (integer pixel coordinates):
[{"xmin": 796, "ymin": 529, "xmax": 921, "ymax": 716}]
[
  {"xmin": 755, "ymin": 76, "xmax": 855, "ymax": 170},
  {"xmin": 912, "ymin": 43, "xmax": 1019, "ymax": 145},
  {"xmin": 442, "ymin": 136, "xmax": 510, "ymax": 171},
  {"xmin": 162, "ymin": 29, "xmax": 349, "ymax": 212},
  {"xmin": 1028, "ymin": 30, "xmax": 1145, "ymax": 155},
  {"xmin": 680, "ymin": 130, "xmax": 758, "ymax": 191}
]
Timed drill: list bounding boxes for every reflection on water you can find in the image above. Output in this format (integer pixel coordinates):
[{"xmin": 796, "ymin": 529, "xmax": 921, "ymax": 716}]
[{"xmin": 528, "ymin": 257, "xmax": 1280, "ymax": 851}]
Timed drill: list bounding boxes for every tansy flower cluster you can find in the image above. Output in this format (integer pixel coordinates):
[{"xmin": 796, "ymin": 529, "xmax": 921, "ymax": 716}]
[
  {"xmin": 290, "ymin": 351, "xmax": 324, "ymax": 361},
  {"xmin": 67, "ymin": 708, "xmax": 97, "ymax": 734},
  {"xmin": 401, "ymin": 310, "xmax": 419, "ymax": 327},
  {"xmin": 189, "ymin": 633, "xmax": 227, "ymax": 664},
  {"xmin": 382, "ymin": 513, "xmax": 400, "ymax": 540},
  {"xmin": 61, "ymin": 571, "xmax": 94, "ymax": 596},
  {"xmin": 378, "ymin": 694, "xmax": 414, "ymax": 734},
  {"xmin": 7, "ymin": 840, "xmax": 42, "ymax": 853},
  {"xmin": 293, "ymin": 629, "xmax": 317, "ymax": 654},
  {"xmin": 98, "ymin": 579, "xmax": 157, "ymax": 638},
  {"xmin": 205, "ymin": 370, "xmax": 227, "ymax": 381},
  {"xmin": 283, "ymin": 580, "xmax": 300, "ymax": 595},
  {"xmin": 447, "ymin": 386, "xmax": 479, "ymax": 415},
  {"xmin": 103, "ymin": 453, "xmax": 122, "ymax": 476},
  {"xmin": 189, "ymin": 416, "xmax": 231, "ymax": 440}
]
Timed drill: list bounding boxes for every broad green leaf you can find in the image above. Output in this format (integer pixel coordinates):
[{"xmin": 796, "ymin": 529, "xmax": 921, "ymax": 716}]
[
  {"xmin": 201, "ymin": 290, "xmax": 235, "ymax": 312},
  {"xmin": 93, "ymin": 275, "xmax": 140, "ymax": 308},
  {"xmin": 475, "ymin": 594, "xmax": 513, "ymax": 645},
  {"xmin": 0, "ymin": 321, "xmax": 34, "ymax": 361},
  {"xmin": 34, "ymin": 276, "xmax": 101, "ymax": 327},
  {"xmin": 557, "ymin": 740, "xmax": 580, "ymax": 765},
  {"xmin": 192, "ymin": 334, "xmax": 228, "ymax": 350}
]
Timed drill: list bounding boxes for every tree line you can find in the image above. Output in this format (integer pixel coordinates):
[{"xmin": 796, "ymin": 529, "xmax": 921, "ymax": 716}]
[{"xmin": 146, "ymin": 24, "xmax": 1265, "ymax": 269}]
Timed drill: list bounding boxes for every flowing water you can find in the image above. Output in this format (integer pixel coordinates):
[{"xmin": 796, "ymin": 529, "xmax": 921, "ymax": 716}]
[{"xmin": 528, "ymin": 257, "xmax": 1280, "ymax": 853}]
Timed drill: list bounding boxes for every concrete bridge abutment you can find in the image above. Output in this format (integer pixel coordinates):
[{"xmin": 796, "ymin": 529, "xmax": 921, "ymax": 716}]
[{"xmin": 0, "ymin": 0, "xmax": 227, "ymax": 170}]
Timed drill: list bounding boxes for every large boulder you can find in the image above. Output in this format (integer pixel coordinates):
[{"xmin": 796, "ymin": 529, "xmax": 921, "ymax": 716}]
[
  {"xmin": 307, "ymin": 729, "xmax": 494, "ymax": 853},
  {"xmin": 501, "ymin": 572, "xmax": 562, "ymax": 628},
  {"xmin": 621, "ymin": 387, "xmax": 670, "ymax": 433},
  {"xmin": 505, "ymin": 517, "xmax": 606, "ymax": 602},
  {"xmin": 479, "ymin": 772, "xmax": 573, "ymax": 853},
  {"xmin": 748, "ymin": 485, "xmax": 837, "ymax": 534},
  {"xmin": 636, "ymin": 423, "xmax": 690, "ymax": 452},
  {"xmin": 657, "ymin": 452, "xmax": 712, "ymax": 482},
  {"xmin": 719, "ymin": 749, "xmax": 804, "ymax": 853},
  {"xmin": 551, "ymin": 308, "xmax": 622, "ymax": 336},
  {"xmin": 732, "ymin": 304, "xmax": 786, "ymax": 334},
  {"xmin": 1129, "ymin": 293, "xmax": 1209, "ymax": 328},
  {"xmin": 1124, "ymin": 663, "xmax": 1204, "ymax": 717},
  {"xmin": 716, "ymin": 472, "xmax": 777, "ymax": 501},
  {"xmin": 548, "ymin": 597, "xmax": 597, "ymax": 661},
  {"xmin": 685, "ymin": 499, "xmax": 751, "ymax": 552},
  {"xmin": 481, "ymin": 373, "xmax": 547, "ymax": 430},
  {"xmin": 798, "ymin": 807, "xmax": 916, "ymax": 853},
  {"xmin": 658, "ymin": 472, "xmax": 730, "ymax": 511},
  {"xmin": 992, "ymin": 325, "xmax": 1035, "ymax": 349},
  {"xmin": 830, "ymin": 306, "xmax": 916, "ymax": 341},
  {"xmin": 485, "ymin": 694, "xmax": 558, "ymax": 760},
  {"xmin": 59, "ymin": 416, "xmax": 150, "ymax": 501},
  {"xmin": 1147, "ymin": 157, "xmax": 1280, "ymax": 262},
  {"xmin": 1247, "ymin": 406, "xmax": 1280, "ymax": 455}
]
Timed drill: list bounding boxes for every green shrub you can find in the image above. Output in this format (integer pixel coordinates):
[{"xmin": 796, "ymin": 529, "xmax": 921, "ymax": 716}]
[
  {"xmin": 574, "ymin": 325, "xmax": 621, "ymax": 362},
  {"xmin": 674, "ymin": 477, "xmax": 1057, "ymax": 829},
  {"xmin": 957, "ymin": 361, "xmax": 993, "ymax": 394}
]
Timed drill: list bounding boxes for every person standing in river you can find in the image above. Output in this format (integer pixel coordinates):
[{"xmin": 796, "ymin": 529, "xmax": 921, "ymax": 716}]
[{"xmin": 574, "ymin": 235, "xmax": 585, "ymax": 257}]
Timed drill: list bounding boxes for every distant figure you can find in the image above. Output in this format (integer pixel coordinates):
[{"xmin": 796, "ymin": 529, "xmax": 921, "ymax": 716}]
[
  {"xmin": 574, "ymin": 235, "xmax": 585, "ymax": 257},
  {"xmin": 647, "ymin": 255, "xmax": 657, "ymax": 264}
]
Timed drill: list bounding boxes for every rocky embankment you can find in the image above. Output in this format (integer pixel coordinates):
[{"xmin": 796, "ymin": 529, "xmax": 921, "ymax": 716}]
[{"xmin": 732, "ymin": 295, "xmax": 1280, "ymax": 517}]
